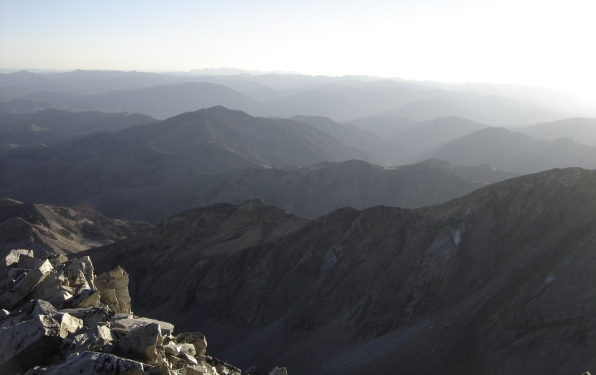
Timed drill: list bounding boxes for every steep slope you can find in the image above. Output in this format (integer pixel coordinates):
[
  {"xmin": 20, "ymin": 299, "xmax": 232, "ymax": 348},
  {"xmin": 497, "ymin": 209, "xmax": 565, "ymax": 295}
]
[
  {"xmin": 86, "ymin": 168, "xmax": 596, "ymax": 374},
  {"xmin": 85, "ymin": 160, "xmax": 485, "ymax": 223},
  {"xmin": 289, "ymin": 115, "xmax": 390, "ymax": 163},
  {"xmin": 519, "ymin": 117, "xmax": 596, "ymax": 146},
  {"xmin": 0, "ymin": 198, "xmax": 151, "ymax": 259},
  {"xmin": 25, "ymin": 82, "xmax": 261, "ymax": 119},
  {"xmin": 0, "ymin": 107, "xmax": 370, "ymax": 210},
  {"xmin": 0, "ymin": 109, "xmax": 157, "ymax": 146},
  {"xmin": 426, "ymin": 127, "xmax": 596, "ymax": 173}
]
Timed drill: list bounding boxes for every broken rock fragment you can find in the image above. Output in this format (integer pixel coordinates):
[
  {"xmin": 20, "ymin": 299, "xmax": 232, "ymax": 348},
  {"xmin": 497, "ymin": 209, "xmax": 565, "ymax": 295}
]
[
  {"xmin": 95, "ymin": 266, "xmax": 132, "ymax": 314},
  {"xmin": 0, "ymin": 260, "xmax": 53, "ymax": 309},
  {"xmin": 175, "ymin": 332, "xmax": 207, "ymax": 356},
  {"xmin": 117, "ymin": 322, "xmax": 163, "ymax": 363},
  {"xmin": 5, "ymin": 249, "xmax": 34, "ymax": 267}
]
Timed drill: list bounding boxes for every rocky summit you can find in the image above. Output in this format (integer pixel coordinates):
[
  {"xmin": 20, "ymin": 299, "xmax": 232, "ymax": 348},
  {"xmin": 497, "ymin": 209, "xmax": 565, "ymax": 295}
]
[
  {"xmin": 0, "ymin": 251, "xmax": 287, "ymax": 375},
  {"xmin": 85, "ymin": 167, "xmax": 596, "ymax": 375}
]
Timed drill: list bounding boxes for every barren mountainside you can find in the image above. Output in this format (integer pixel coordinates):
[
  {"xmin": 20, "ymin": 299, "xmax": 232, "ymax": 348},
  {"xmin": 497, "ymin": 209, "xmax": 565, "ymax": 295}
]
[
  {"xmin": 0, "ymin": 198, "xmax": 151, "ymax": 260},
  {"xmin": 87, "ymin": 167, "xmax": 596, "ymax": 375}
]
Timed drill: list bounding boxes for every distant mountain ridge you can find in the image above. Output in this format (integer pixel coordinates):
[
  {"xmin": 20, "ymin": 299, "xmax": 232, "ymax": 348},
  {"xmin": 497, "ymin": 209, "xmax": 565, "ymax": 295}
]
[
  {"xmin": 79, "ymin": 159, "xmax": 486, "ymax": 223},
  {"xmin": 0, "ymin": 70, "xmax": 576, "ymax": 126},
  {"xmin": 425, "ymin": 126, "xmax": 596, "ymax": 173},
  {"xmin": 0, "ymin": 107, "xmax": 373, "ymax": 217},
  {"xmin": 519, "ymin": 117, "xmax": 596, "ymax": 146},
  {"xmin": 0, "ymin": 109, "xmax": 157, "ymax": 146}
]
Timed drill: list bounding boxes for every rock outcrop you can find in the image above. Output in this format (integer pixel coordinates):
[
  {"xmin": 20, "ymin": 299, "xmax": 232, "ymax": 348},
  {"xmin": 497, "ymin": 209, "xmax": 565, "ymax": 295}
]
[{"xmin": 0, "ymin": 251, "xmax": 287, "ymax": 375}]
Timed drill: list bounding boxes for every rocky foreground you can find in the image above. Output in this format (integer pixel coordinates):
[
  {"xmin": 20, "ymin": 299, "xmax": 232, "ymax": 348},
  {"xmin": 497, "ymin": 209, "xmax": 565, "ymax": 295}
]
[{"xmin": 0, "ymin": 250, "xmax": 287, "ymax": 375}]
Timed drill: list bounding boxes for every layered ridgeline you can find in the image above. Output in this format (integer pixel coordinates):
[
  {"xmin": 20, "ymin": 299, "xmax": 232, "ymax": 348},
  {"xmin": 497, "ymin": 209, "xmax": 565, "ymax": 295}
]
[
  {"xmin": 0, "ymin": 198, "xmax": 151, "ymax": 259},
  {"xmin": 85, "ymin": 160, "xmax": 487, "ymax": 223},
  {"xmin": 1, "ymin": 70, "xmax": 573, "ymax": 126},
  {"xmin": 424, "ymin": 127, "xmax": 596, "ymax": 174},
  {"xmin": 87, "ymin": 168, "xmax": 596, "ymax": 375},
  {"xmin": 518, "ymin": 117, "xmax": 596, "ymax": 146},
  {"xmin": 0, "ymin": 109, "xmax": 157, "ymax": 147},
  {"xmin": 0, "ymin": 107, "xmax": 500, "ymax": 223}
]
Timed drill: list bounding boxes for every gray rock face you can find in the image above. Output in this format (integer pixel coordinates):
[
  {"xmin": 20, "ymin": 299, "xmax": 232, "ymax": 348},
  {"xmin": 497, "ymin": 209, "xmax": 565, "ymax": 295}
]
[
  {"xmin": 5, "ymin": 249, "xmax": 34, "ymax": 267},
  {"xmin": 0, "ymin": 252, "xmax": 261, "ymax": 375},
  {"xmin": 86, "ymin": 167, "xmax": 596, "ymax": 375},
  {"xmin": 0, "ymin": 259, "xmax": 53, "ymax": 309}
]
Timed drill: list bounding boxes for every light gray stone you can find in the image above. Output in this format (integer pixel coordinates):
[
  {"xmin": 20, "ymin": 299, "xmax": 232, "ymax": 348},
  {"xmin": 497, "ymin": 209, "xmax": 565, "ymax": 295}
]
[
  {"xmin": 60, "ymin": 307, "xmax": 112, "ymax": 327},
  {"xmin": 0, "ymin": 314, "xmax": 62, "ymax": 373},
  {"xmin": 65, "ymin": 324, "xmax": 113, "ymax": 356},
  {"xmin": 175, "ymin": 332, "xmax": 207, "ymax": 356},
  {"xmin": 95, "ymin": 266, "xmax": 132, "ymax": 314},
  {"xmin": 54, "ymin": 312, "xmax": 83, "ymax": 339},
  {"xmin": 0, "ymin": 260, "xmax": 53, "ymax": 309},
  {"xmin": 5, "ymin": 249, "xmax": 34, "ymax": 267},
  {"xmin": 118, "ymin": 322, "xmax": 163, "ymax": 363},
  {"xmin": 65, "ymin": 257, "xmax": 95, "ymax": 289},
  {"xmin": 111, "ymin": 316, "xmax": 174, "ymax": 336}
]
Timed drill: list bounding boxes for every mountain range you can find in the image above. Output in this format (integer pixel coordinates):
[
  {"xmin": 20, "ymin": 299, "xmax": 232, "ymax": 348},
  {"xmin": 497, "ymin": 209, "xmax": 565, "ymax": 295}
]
[
  {"xmin": 425, "ymin": 127, "xmax": 596, "ymax": 174},
  {"xmin": 1, "ymin": 70, "xmax": 577, "ymax": 126},
  {"xmin": 85, "ymin": 167, "xmax": 596, "ymax": 375},
  {"xmin": 0, "ymin": 109, "xmax": 156, "ymax": 147}
]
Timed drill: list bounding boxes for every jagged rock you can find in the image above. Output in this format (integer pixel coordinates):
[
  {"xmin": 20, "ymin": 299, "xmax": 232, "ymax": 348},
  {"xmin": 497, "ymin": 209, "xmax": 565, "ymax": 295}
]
[
  {"xmin": 95, "ymin": 266, "xmax": 132, "ymax": 314},
  {"xmin": 65, "ymin": 324, "xmax": 114, "ymax": 355},
  {"xmin": 163, "ymin": 343, "xmax": 182, "ymax": 356},
  {"xmin": 268, "ymin": 367, "xmax": 288, "ymax": 375},
  {"xmin": 111, "ymin": 315, "xmax": 174, "ymax": 335},
  {"xmin": 18, "ymin": 254, "xmax": 45, "ymax": 269},
  {"xmin": 54, "ymin": 312, "xmax": 83, "ymax": 339},
  {"xmin": 48, "ymin": 254, "xmax": 68, "ymax": 267},
  {"xmin": 0, "ymin": 260, "xmax": 53, "ymax": 309},
  {"xmin": 28, "ymin": 271, "xmax": 71, "ymax": 301},
  {"xmin": 0, "ymin": 314, "xmax": 63, "ymax": 373},
  {"xmin": 60, "ymin": 306, "xmax": 113, "ymax": 327},
  {"xmin": 174, "ymin": 332, "xmax": 207, "ymax": 356},
  {"xmin": 181, "ymin": 352, "xmax": 198, "ymax": 364},
  {"xmin": 44, "ymin": 290, "xmax": 73, "ymax": 310},
  {"xmin": 5, "ymin": 249, "xmax": 34, "ymax": 267},
  {"xmin": 31, "ymin": 299, "xmax": 58, "ymax": 316},
  {"xmin": 203, "ymin": 357, "xmax": 241, "ymax": 375},
  {"xmin": 66, "ymin": 288, "xmax": 101, "ymax": 308},
  {"xmin": 24, "ymin": 351, "xmax": 144, "ymax": 375},
  {"xmin": 1, "ymin": 253, "xmax": 258, "ymax": 375},
  {"xmin": 117, "ymin": 322, "xmax": 162, "ymax": 363},
  {"xmin": 65, "ymin": 256, "xmax": 95, "ymax": 289},
  {"xmin": 185, "ymin": 363, "xmax": 217, "ymax": 375},
  {"xmin": 178, "ymin": 343, "xmax": 196, "ymax": 357}
]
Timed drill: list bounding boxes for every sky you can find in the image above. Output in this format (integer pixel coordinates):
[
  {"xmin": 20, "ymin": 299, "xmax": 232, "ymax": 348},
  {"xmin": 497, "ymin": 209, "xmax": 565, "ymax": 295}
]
[{"xmin": 1, "ymin": 0, "xmax": 595, "ymax": 100}]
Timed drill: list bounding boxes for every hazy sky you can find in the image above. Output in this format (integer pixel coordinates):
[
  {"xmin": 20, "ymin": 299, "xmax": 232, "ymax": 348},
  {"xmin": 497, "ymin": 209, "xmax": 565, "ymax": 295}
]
[{"xmin": 1, "ymin": 0, "xmax": 595, "ymax": 99}]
